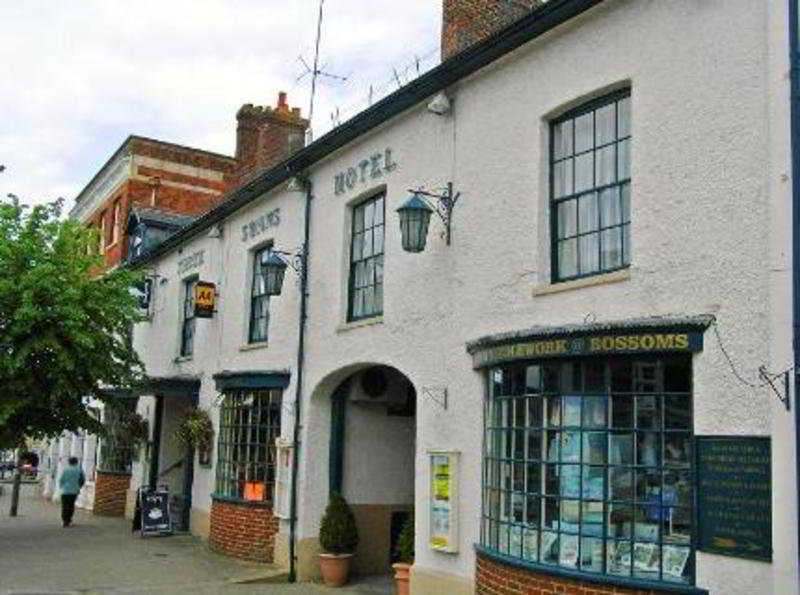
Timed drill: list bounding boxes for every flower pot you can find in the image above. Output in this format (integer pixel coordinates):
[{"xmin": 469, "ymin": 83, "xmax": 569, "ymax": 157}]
[
  {"xmin": 392, "ymin": 562, "xmax": 411, "ymax": 595},
  {"xmin": 319, "ymin": 552, "xmax": 354, "ymax": 587}
]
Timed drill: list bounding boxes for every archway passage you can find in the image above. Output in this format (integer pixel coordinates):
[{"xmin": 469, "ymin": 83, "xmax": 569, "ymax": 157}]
[{"xmin": 328, "ymin": 364, "xmax": 416, "ymax": 578}]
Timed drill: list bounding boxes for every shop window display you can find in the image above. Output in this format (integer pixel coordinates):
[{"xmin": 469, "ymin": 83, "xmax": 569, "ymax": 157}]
[
  {"xmin": 214, "ymin": 389, "xmax": 281, "ymax": 503},
  {"xmin": 482, "ymin": 356, "xmax": 693, "ymax": 584}
]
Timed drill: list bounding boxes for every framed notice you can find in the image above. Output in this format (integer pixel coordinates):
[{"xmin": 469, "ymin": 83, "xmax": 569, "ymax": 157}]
[
  {"xmin": 696, "ymin": 436, "xmax": 771, "ymax": 561},
  {"xmin": 428, "ymin": 450, "xmax": 459, "ymax": 553},
  {"xmin": 273, "ymin": 438, "xmax": 293, "ymax": 519}
]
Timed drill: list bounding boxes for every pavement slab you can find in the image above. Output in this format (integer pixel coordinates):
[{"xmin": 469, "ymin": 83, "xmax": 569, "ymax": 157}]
[{"xmin": 0, "ymin": 484, "xmax": 390, "ymax": 595}]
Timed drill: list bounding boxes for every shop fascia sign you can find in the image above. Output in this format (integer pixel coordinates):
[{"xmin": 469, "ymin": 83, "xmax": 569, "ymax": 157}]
[
  {"xmin": 471, "ymin": 330, "xmax": 704, "ymax": 369},
  {"xmin": 193, "ymin": 281, "xmax": 216, "ymax": 319},
  {"xmin": 333, "ymin": 147, "xmax": 397, "ymax": 196}
]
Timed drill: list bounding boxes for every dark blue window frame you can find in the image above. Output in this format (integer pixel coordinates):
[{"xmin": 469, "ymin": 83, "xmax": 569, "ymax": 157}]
[{"xmin": 551, "ymin": 90, "xmax": 631, "ymax": 283}]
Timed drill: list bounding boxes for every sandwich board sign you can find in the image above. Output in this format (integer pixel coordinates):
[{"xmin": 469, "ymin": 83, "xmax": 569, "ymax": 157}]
[{"xmin": 140, "ymin": 488, "xmax": 171, "ymax": 536}]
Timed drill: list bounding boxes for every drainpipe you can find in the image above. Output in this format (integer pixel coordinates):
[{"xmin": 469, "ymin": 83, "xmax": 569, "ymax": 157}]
[
  {"xmin": 789, "ymin": 0, "xmax": 800, "ymax": 578},
  {"xmin": 289, "ymin": 173, "xmax": 312, "ymax": 583}
]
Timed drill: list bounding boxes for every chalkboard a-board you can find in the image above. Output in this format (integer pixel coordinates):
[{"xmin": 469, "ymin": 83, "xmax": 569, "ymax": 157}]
[
  {"xmin": 140, "ymin": 489, "xmax": 172, "ymax": 537},
  {"xmin": 696, "ymin": 436, "xmax": 771, "ymax": 561}
]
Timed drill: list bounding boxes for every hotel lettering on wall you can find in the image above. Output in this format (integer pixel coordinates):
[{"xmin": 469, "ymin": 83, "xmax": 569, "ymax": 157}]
[
  {"xmin": 193, "ymin": 281, "xmax": 216, "ymax": 318},
  {"xmin": 177, "ymin": 250, "xmax": 204, "ymax": 275},
  {"xmin": 241, "ymin": 207, "xmax": 280, "ymax": 242},
  {"xmin": 333, "ymin": 147, "xmax": 397, "ymax": 196},
  {"xmin": 470, "ymin": 330, "xmax": 704, "ymax": 368}
]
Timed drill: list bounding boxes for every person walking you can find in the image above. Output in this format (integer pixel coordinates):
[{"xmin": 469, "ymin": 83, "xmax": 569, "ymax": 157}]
[{"xmin": 58, "ymin": 457, "xmax": 85, "ymax": 527}]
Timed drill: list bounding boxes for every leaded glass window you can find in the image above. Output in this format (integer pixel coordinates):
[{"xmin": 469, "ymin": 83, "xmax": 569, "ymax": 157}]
[
  {"xmin": 552, "ymin": 90, "xmax": 631, "ymax": 281},
  {"xmin": 215, "ymin": 389, "xmax": 281, "ymax": 502},
  {"xmin": 180, "ymin": 278, "xmax": 197, "ymax": 357},
  {"xmin": 348, "ymin": 192, "xmax": 385, "ymax": 321},
  {"xmin": 249, "ymin": 246, "xmax": 270, "ymax": 343},
  {"xmin": 482, "ymin": 356, "xmax": 694, "ymax": 585}
]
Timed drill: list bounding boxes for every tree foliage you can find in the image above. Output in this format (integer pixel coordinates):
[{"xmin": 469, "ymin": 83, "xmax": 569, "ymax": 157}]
[{"xmin": 0, "ymin": 196, "xmax": 145, "ymax": 447}]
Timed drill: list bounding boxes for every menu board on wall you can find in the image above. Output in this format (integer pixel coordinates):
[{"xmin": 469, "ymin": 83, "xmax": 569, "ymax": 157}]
[
  {"xmin": 696, "ymin": 436, "xmax": 771, "ymax": 561},
  {"xmin": 429, "ymin": 451, "xmax": 459, "ymax": 553}
]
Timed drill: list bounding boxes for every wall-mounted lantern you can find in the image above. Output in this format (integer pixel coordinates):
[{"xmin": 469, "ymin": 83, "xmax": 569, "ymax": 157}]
[
  {"xmin": 396, "ymin": 182, "xmax": 461, "ymax": 252},
  {"xmin": 260, "ymin": 248, "xmax": 305, "ymax": 296}
]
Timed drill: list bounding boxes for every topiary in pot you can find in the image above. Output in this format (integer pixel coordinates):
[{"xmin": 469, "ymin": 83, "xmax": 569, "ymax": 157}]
[
  {"xmin": 318, "ymin": 493, "xmax": 359, "ymax": 587},
  {"xmin": 392, "ymin": 515, "xmax": 414, "ymax": 595}
]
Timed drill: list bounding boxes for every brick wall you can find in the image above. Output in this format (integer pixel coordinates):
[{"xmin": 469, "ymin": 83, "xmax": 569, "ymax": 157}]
[
  {"xmin": 209, "ymin": 498, "xmax": 279, "ymax": 562},
  {"xmin": 93, "ymin": 470, "xmax": 131, "ymax": 517},
  {"xmin": 441, "ymin": 0, "xmax": 545, "ymax": 60},
  {"xmin": 233, "ymin": 92, "xmax": 308, "ymax": 188},
  {"xmin": 476, "ymin": 553, "xmax": 674, "ymax": 595}
]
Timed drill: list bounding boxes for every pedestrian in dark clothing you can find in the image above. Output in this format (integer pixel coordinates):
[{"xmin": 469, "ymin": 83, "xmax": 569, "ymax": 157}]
[{"xmin": 58, "ymin": 457, "xmax": 85, "ymax": 527}]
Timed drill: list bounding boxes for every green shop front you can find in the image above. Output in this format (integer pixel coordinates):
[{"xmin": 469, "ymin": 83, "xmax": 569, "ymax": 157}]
[{"xmin": 466, "ymin": 316, "xmax": 771, "ymax": 594}]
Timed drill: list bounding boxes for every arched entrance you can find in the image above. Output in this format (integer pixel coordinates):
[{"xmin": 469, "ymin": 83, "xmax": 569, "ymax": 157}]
[{"xmin": 325, "ymin": 364, "xmax": 416, "ymax": 579}]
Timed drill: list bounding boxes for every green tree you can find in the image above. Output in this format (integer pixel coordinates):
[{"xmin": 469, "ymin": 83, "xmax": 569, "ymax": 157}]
[{"xmin": 0, "ymin": 195, "xmax": 145, "ymax": 448}]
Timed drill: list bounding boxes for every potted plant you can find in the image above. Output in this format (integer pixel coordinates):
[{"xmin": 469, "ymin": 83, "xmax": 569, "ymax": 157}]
[
  {"xmin": 319, "ymin": 493, "xmax": 359, "ymax": 587},
  {"xmin": 392, "ymin": 515, "xmax": 414, "ymax": 595}
]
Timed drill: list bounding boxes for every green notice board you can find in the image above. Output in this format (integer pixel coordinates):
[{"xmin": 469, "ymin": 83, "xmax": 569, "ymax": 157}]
[{"xmin": 696, "ymin": 436, "xmax": 771, "ymax": 561}]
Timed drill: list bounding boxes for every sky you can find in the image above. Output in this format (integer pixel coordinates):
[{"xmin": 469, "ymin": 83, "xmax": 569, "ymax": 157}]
[{"xmin": 0, "ymin": 1, "xmax": 441, "ymax": 212}]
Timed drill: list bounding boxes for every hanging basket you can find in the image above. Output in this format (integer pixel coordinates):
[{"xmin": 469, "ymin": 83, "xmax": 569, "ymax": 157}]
[{"xmin": 172, "ymin": 408, "xmax": 214, "ymax": 451}]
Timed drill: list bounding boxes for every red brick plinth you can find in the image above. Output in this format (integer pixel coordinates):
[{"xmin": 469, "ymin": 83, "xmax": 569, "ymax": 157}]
[
  {"xmin": 93, "ymin": 470, "xmax": 131, "ymax": 517},
  {"xmin": 209, "ymin": 497, "xmax": 279, "ymax": 562},
  {"xmin": 476, "ymin": 552, "xmax": 677, "ymax": 595}
]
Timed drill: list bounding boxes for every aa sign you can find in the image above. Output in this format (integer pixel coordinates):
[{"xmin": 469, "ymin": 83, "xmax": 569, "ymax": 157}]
[{"xmin": 194, "ymin": 281, "xmax": 216, "ymax": 318}]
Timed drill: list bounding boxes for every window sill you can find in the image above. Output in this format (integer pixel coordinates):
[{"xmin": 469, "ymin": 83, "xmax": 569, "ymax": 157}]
[
  {"xmin": 174, "ymin": 355, "xmax": 193, "ymax": 363},
  {"xmin": 336, "ymin": 315, "xmax": 384, "ymax": 333},
  {"xmin": 239, "ymin": 341, "xmax": 269, "ymax": 352},
  {"xmin": 475, "ymin": 544, "xmax": 707, "ymax": 595},
  {"xmin": 532, "ymin": 269, "xmax": 631, "ymax": 297},
  {"xmin": 211, "ymin": 493, "xmax": 273, "ymax": 509}
]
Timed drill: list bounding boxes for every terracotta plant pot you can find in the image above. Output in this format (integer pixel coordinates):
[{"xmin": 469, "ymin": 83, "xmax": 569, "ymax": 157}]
[
  {"xmin": 392, "ymin": 562, "xmax": 411, "ymax": 595},
  {"xmin": 319, "ymin": 552, "xmax": 354, "ymax": 587}
]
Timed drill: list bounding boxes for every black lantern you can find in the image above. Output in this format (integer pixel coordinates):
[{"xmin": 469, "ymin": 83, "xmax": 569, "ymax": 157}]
[
  {"xmin": 396, "ymin": 193, "xmax": 434, "ymax": 253},
  {"xmin": 261, "ymin": 251, "xmax": 288, "ymax": 296}
]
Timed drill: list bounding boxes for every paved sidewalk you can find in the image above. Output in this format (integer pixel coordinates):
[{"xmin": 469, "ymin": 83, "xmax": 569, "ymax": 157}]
[{"xmin": 0, "ymin": 484, "xmax": 389, "ymax": 595}]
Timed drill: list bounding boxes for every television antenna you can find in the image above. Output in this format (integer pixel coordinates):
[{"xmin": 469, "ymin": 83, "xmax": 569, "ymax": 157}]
[{"xmin": 296, "ymin": 0, "xmax": 348, "ymax": 140}]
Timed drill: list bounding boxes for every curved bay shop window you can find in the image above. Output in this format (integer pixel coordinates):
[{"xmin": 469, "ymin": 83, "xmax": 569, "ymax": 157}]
[
  {"xmin": 481, "ymin": 356, "xmax": 695, "ymax": 585},
  {"xmin": 215, "ymin": 389, "xmax": 281, "ymax": 502}
]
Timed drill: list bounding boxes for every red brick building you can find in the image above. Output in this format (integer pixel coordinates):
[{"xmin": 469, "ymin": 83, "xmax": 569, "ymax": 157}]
[{"xmin": 69, "ymin": 136, "xmax": 237, "ymax": 270}]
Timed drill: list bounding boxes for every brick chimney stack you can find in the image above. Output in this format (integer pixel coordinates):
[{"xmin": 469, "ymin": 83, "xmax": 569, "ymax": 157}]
[
  {"xmin": 441, "ymin": 0, "xmax": 542, "ymax": 61},
  {"xmin": 233, "ymin": 92, "xmax": 309, "ymax": 188}
]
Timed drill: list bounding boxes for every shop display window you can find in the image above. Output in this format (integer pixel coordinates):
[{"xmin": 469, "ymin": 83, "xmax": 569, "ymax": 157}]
[
  {"xmin": 482, "ymin": 356, "xmax": 694, "ymax": 584},
  {"xmin": 214, "ymin": 389, "xmax": 281, "ymax": 503}
]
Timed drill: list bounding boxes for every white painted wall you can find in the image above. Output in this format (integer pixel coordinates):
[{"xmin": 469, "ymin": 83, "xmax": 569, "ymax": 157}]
[{"xmin": 130, "ymin": 0, "xmax": 793, "ymax": 592}]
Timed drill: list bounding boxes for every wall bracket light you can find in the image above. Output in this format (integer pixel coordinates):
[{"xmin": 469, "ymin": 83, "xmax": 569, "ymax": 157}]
[
  {"xmin": 396, "ymin": 182, "xmax": 461, "ymax": 252},
  {"xmin": 260, "ymin": 247, "xmax": 306, "ymax": 296}
]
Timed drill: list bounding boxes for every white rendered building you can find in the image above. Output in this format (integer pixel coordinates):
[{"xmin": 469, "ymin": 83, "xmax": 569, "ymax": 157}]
[{"xmin": 128, "ymin": 1, "xmax": 798, "ymax": 594}]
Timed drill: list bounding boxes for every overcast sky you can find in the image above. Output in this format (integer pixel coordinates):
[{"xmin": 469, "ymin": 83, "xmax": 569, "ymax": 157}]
[{"xmin": 0, "ymin": 1, "xmax": 441, "ymax": 212}]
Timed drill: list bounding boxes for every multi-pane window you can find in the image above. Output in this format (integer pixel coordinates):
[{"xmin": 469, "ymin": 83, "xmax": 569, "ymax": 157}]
[
  {"xmin": 215, "ymin": 389, "xmax": 281, "ymax": 502},
  {"xmin": 551, "ymin": 91, "xmax": 631, "ymax": 281},
  {"xmin": 111, "ymin": 200, "xmax": 121, "ymax": 244},
  {"xmin": 482, "ymin": 356, "xmax": 694, "ymax": 585},
  {"xmin": 248, "ymin": 246, "xmax": 270, "ymax": 343},
  {"xmin": 180, "ymin": 278, "xmax": 197, "ymax": 357},
  {"xmin": 99, "ymin": 212, "xmax": 106, "ymax": 253},
  {"xmin": 348, "ymin": 193, "xmax": 384, "ymax": 321}
]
